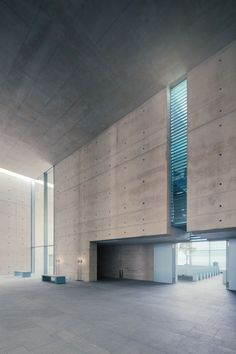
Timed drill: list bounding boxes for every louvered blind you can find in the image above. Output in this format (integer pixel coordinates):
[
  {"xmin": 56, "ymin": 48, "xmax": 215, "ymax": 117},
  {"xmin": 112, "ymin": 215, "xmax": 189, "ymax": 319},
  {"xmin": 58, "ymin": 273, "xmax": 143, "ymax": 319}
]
[{"xmin": 170, "ymin": 79, "xmax": 187, "ymax": 228}]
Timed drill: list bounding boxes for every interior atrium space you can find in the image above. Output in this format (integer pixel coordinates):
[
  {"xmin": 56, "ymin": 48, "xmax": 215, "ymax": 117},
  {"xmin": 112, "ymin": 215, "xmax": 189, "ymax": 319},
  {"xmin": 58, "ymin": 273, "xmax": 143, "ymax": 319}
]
[{"xmin": 0, "ymin": 1, "xmax": 236, "ymax": 353}]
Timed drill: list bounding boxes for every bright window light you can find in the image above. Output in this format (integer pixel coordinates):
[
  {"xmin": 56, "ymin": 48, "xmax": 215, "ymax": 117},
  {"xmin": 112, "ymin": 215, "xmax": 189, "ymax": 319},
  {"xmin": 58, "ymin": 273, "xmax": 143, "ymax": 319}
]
[
  {"xmin": 0, "ymin": 167, "xmax": 33, "ymax": 183},
  {"xmin": 0, "ymin": 167, "xmax": 54, "ymax": 188}
]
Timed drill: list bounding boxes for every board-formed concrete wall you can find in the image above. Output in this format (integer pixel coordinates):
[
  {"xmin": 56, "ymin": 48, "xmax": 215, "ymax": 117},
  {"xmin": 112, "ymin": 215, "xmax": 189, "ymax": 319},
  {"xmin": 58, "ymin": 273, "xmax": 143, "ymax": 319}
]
[
  {"xmin": 55, "ymin": 89, "xmax": 169, "ymax": 280},
  {"xmin": 187, "ymin": 40, "xmax": 236, "ymax": 232},
  {"xmin": 0, "ymin": 172, "xmax": 31, "ymax": 275},
  {"xmin": 97, "ymin": 244, "xmax": 154, "ymax": 281}
]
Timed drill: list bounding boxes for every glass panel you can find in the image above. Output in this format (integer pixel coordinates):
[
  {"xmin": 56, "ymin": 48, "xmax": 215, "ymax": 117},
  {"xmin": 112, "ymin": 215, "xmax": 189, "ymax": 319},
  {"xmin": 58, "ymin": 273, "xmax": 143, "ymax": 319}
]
[
  {"xmin": 34, "ymin": 175, "xmax": 44, "ymax": 247},
  {"xmin": 47, "ymin": 167, "xmax": 54, "ymax": 247},
  {"xmin": 177, "ymin": 241, "xmax": 226, "ymax": 271},
  {"xmin": 34, "ymin": 246, "xmax": 44, "ymax": 276},
  {"xmin": 47, "ymin": 246, "xmax": 54, "ymax": 275},
  {"xmin": 32, "ymin": 168, "xmax": 54, "ymax": 275},
  {"xmin": 208, "ymin": 241, "xmax": 226, "ymax": 271},
  {"xmin": 170, "ymin": 79, "xmax": 187, "ymax": 228}
]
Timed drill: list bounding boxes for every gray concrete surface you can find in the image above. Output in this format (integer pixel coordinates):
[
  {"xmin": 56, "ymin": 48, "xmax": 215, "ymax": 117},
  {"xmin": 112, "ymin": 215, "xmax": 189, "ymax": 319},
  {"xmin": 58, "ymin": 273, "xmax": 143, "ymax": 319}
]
[
  {"xmin": 54, "ymin": 40, "xmax": 236, "ymax": 282},
  {"xmin": 0, "ymin": 275, "xmax": 235, "ymax": 353},
  {"xmin": 0, "ymin": 173, "xmax": 31, "ymax": 275},
  {"xmin": 0, "ymin": 1, "xmax": 236, "ymax": 177},
  {"xmin": 54, "ymin": 88, "xmax": 168, "ymax": 281},
  {"xmin": 187, "ymin": 40, "xmax": 236, "ymax": 232}
]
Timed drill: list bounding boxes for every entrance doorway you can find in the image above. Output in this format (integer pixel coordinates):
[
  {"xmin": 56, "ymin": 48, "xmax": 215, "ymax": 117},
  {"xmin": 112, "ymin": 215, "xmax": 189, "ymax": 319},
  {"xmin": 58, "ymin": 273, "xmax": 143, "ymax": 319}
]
[{"xmin": 97, "ymin": 243, "xmax": 154, "ymax": 281}]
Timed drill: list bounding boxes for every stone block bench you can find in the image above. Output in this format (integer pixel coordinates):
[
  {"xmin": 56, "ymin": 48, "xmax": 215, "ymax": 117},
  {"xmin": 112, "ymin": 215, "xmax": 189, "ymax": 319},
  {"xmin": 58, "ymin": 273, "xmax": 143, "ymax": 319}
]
[
  {"xmin": 14, "ymin": 271, "xmax": 31, "ymax": 278},
  {"xmin": 42, "ymin": 275, "xmax": 66, "ymax": 284}
]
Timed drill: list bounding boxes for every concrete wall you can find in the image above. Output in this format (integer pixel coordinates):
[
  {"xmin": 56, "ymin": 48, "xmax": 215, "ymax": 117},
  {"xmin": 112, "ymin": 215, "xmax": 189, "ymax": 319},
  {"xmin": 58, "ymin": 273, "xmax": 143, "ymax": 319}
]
[
  {"xmin": 0, "ymin": 172, "xmax": 31, "ymax": 275},
  {"xmin": 55, "ymin": 40, "xmax": 236, "ymax": 281},
  {"xmin": 187, "ymin": 41, "xmax": 236, "ymax": 232},
  {"xmin": 97, "ymin": 244, "xmax": 154, "ymax": 281},
  {"xmin": 55, "ymin": 89, "xmax": 168, "ymax": 280}
]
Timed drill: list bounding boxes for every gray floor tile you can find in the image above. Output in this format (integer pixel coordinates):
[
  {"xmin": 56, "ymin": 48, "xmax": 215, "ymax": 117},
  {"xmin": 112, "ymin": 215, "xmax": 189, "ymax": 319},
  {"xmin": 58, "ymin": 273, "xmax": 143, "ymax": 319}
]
[{"xmin": 0, "ymin": 275, "xmax": 235, "ymax": 354}]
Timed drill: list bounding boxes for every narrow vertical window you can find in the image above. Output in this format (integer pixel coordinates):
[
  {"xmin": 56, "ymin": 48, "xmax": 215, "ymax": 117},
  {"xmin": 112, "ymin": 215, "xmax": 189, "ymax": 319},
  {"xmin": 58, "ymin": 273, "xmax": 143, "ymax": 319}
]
[
  {"xmin": 32, "ymin": 167, "xmax": 54, "ymax": 275},
  {"xmin": 170, "ymin": 79, "xmax": 187, "ymax": 228}
]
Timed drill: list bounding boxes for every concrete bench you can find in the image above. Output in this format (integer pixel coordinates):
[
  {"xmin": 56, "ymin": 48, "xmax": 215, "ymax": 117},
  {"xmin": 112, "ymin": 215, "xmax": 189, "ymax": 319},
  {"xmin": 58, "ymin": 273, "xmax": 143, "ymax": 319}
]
[
  {"xmin": 14, "ymin": 271, "xmax": 31, "ymax": 278},
  {"xmin": 42, "ymin": 275, "xmax": 66, "ymax": 284}
]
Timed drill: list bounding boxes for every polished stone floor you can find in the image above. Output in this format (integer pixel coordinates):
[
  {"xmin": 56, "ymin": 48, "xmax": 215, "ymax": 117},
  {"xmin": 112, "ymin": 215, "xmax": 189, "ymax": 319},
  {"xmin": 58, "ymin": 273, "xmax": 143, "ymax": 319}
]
[{"xmin": 0, "ymin": 275, "xmax": 235, "ymax": 354}]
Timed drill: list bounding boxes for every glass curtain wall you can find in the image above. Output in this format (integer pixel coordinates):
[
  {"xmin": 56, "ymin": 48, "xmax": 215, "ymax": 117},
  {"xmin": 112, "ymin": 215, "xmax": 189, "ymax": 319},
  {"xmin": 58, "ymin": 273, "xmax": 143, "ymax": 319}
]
[
  {"xmin": 177, "ymin": 241, "xmax": 226, "ymax": 271},
  {"xmin": 31, "ymin": 167, "xmax": 54, "ymax": 275},
  {"xmin": 170, "ymin": 79, "xmax": 188, "ymax": 228},
  {"xmin": 47, "ymin": 168, "xmax": 54, "ymax": 275}
]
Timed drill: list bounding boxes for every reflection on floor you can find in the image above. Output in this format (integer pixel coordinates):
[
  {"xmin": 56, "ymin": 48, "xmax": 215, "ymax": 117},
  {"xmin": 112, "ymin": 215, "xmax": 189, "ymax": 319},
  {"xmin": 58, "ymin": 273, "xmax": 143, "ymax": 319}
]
[{"xmin": 0, "ymin": 275, "xmax": 235, "ymax": 353}]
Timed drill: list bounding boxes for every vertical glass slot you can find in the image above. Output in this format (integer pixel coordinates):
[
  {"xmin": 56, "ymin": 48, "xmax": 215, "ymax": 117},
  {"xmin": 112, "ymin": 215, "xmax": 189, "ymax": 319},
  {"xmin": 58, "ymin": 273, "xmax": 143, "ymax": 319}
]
[
  {"xmin": 170, "ymin": 79, "xmax": 187, "ymax": 228},
  {"xmin": 31, "ymin": 167, "xmax": 54, "ymax": 275}
]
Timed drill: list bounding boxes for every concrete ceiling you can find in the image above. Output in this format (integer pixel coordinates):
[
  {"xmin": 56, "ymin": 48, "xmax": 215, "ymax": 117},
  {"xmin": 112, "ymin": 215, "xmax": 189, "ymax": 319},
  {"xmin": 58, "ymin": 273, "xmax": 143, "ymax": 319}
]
[{"xmin": 0, "ymin": 0, "xmax": 236, "ymax": 177}]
